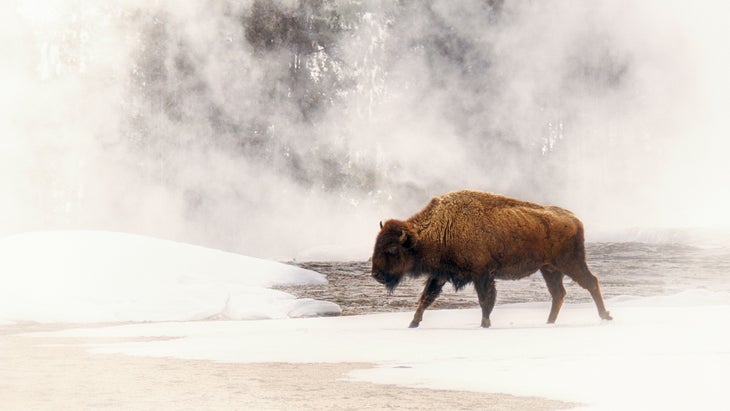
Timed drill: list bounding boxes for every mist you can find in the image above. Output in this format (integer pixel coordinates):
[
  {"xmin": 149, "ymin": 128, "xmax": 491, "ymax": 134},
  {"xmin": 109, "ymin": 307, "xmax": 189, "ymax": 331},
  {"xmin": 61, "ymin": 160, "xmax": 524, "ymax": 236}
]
[{"xmin": 2, "ymin": 0, "xmax": 729, "ymax": 259}]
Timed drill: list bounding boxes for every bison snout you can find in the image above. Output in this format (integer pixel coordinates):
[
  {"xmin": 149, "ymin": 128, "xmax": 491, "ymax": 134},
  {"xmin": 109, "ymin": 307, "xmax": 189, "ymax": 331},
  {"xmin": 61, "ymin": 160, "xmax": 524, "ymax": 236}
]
[
  {"xmin": 372, "ymin": 270, "xmax": 401, "ymax": 292},
  {"xmin": 371, "ymin": 270, "xmax": 386, "ymax": 283}
]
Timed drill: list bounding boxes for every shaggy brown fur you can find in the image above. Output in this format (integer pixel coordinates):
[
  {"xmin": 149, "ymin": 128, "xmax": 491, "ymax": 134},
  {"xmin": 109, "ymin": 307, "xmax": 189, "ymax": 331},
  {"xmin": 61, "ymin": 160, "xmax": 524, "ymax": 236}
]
[{"xmin": 371, "ymin": 190, "xmax": 612, "ymax": 328}]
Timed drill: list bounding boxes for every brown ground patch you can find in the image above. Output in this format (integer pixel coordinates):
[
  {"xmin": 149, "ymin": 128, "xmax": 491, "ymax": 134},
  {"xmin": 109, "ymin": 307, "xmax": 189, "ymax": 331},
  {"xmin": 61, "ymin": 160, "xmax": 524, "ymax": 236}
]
[{"xmin": 0, "ymin": 324, "xmax": 577, "ymax": 410}]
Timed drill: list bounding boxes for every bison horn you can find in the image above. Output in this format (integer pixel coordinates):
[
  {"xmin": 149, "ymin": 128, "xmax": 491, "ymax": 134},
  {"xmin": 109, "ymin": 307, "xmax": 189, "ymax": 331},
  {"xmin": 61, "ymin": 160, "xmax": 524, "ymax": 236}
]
[{"xmin": 380, "ymin": 221, "xmax": 384, "ymax": 229}]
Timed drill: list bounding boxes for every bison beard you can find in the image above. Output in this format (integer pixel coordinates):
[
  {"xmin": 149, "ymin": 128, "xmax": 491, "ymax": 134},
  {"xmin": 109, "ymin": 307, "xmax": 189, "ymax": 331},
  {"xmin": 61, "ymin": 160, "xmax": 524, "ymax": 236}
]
[{"xmin": 371, "ymin": 190, "xmax": 613, "ymax": 328}]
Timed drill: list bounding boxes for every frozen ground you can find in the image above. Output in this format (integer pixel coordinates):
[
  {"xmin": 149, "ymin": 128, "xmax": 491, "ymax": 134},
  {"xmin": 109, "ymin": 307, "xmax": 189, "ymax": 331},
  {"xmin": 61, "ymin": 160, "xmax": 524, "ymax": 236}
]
[{"xmin": 2, "ymin": 231, "xmax": 729, "ymax": 410}]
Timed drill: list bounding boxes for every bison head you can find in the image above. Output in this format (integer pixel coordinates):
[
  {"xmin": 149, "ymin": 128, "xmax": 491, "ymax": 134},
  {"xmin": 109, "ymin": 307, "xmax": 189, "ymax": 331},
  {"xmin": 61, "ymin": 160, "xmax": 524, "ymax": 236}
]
[{"xmin": 371, "ymin": 220, "xmax": 417, "ymax": 292}]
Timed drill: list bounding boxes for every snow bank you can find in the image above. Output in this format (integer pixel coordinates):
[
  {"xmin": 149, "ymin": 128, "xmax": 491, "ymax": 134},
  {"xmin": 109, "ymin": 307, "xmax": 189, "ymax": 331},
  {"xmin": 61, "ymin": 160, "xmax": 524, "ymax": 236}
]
[
  {"xmin": 41, "ymin": 290, "xmax": 730, "ymax": 410},
  {"xmin": 0, "ymin": 231, "xmax": 340, "ymax": 322}
]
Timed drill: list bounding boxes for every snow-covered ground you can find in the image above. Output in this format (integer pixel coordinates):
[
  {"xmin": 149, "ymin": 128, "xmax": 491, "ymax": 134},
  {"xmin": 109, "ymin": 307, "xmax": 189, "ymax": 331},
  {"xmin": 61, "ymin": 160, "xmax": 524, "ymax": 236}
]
[
  {"xmin": 29, "ymin": 292, "xmax": 728, "ymax": 410},
  {"xmin": 3, "ymin": 231, "xmax": 729, "ymax": 409},
  {"xmin": 0, "ymin": 231, "xmax": 340, "ymax": 322}
]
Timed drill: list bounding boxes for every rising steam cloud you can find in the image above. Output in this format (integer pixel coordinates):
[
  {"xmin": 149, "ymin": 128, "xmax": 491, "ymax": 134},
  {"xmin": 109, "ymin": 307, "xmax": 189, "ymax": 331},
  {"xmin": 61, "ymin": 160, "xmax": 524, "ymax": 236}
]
[{"xmin": 2, "ymin": 0, "xmax": 729, "ymax": 258}]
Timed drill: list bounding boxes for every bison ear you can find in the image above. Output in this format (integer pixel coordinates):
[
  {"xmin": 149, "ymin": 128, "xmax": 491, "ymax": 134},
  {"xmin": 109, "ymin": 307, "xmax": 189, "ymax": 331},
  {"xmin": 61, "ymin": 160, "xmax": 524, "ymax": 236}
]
[
  {"xmin": 379, "ymin": 221, "xmax": 384, "ymax": 229},
  {"xmin": 399, "ymin": 229, "xmax": 415, "ymax": 249}
]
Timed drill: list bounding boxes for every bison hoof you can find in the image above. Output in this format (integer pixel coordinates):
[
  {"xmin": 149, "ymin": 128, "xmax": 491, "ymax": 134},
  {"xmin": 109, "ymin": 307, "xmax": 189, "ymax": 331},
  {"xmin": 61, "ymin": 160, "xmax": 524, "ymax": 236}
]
[
  {"xmin": 601, "ymin": 311, "xmax": 613, "ymax": 321},
  {"xmin": 480, "ymin": 318, "xmax": 491, "ymax": 328},
  {"xmin": 408, "ymin": 321, "xmax": 420, "ymax": 328}
]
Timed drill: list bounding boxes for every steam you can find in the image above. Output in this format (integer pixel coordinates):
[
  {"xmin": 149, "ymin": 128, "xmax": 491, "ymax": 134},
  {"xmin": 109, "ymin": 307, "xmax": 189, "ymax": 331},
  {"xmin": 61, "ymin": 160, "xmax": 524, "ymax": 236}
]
[{"xmin": 2, "ymin": 0, "xmax": 729, "ymax": 258}]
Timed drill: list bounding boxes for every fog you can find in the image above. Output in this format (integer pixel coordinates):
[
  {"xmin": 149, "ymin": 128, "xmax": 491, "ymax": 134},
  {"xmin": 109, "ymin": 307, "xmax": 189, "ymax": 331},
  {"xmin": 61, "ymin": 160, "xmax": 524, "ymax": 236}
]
[{"xmin": 2, "ymin": 0, "xmax": 729, "ymax": 259}]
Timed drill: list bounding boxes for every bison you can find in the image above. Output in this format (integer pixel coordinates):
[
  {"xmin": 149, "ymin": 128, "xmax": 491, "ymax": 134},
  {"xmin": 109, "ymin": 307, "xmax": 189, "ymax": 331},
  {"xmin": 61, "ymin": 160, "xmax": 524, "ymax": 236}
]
[{"xmin": 371, "ymin": 190, "xmax": 612, "ymax": 328}]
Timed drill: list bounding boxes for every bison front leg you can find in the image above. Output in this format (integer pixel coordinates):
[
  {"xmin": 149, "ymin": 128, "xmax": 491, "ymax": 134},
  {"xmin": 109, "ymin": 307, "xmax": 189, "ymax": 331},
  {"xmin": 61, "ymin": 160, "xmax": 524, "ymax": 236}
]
[
  {"xmin": 475, "ymin": 276, "xmax": 497, "ymax": 328},
  {"xmin": 409, "ymin": 277, "xmax": 446, "ymax": 328}
]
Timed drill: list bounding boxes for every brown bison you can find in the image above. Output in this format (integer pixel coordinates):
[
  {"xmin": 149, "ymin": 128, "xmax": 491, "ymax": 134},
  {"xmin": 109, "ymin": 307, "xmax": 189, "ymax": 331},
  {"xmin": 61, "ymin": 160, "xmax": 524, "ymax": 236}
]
[{"xmin": 371, "ymin": 190, "xmax": 612, "ymax": 328}]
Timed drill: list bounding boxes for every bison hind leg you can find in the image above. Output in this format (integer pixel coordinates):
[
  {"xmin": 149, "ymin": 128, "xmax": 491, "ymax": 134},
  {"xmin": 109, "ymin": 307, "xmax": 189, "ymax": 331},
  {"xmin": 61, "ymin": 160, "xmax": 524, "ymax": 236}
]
[
  {"xmin": 541, "ymin": 266, "xmax": 566, "ymax": 324},
  {"xmin": 556, "ymin": 260, "xmax": 612, "ymax": 322}
]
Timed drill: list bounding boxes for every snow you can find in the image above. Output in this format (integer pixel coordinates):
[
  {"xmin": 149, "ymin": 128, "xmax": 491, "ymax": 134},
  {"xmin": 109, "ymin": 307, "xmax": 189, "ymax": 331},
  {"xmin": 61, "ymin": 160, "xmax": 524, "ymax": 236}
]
[
  {"xmin": 0, "ymin": 231, "xmax": 341, "ymax": 322},
  {"xmin": 4, "ymin": 230, "xmax": 729, "ymax": 409},
  {"xmin": 33, "ymin": 290, "xmax": 730, "ymax": 410}
]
